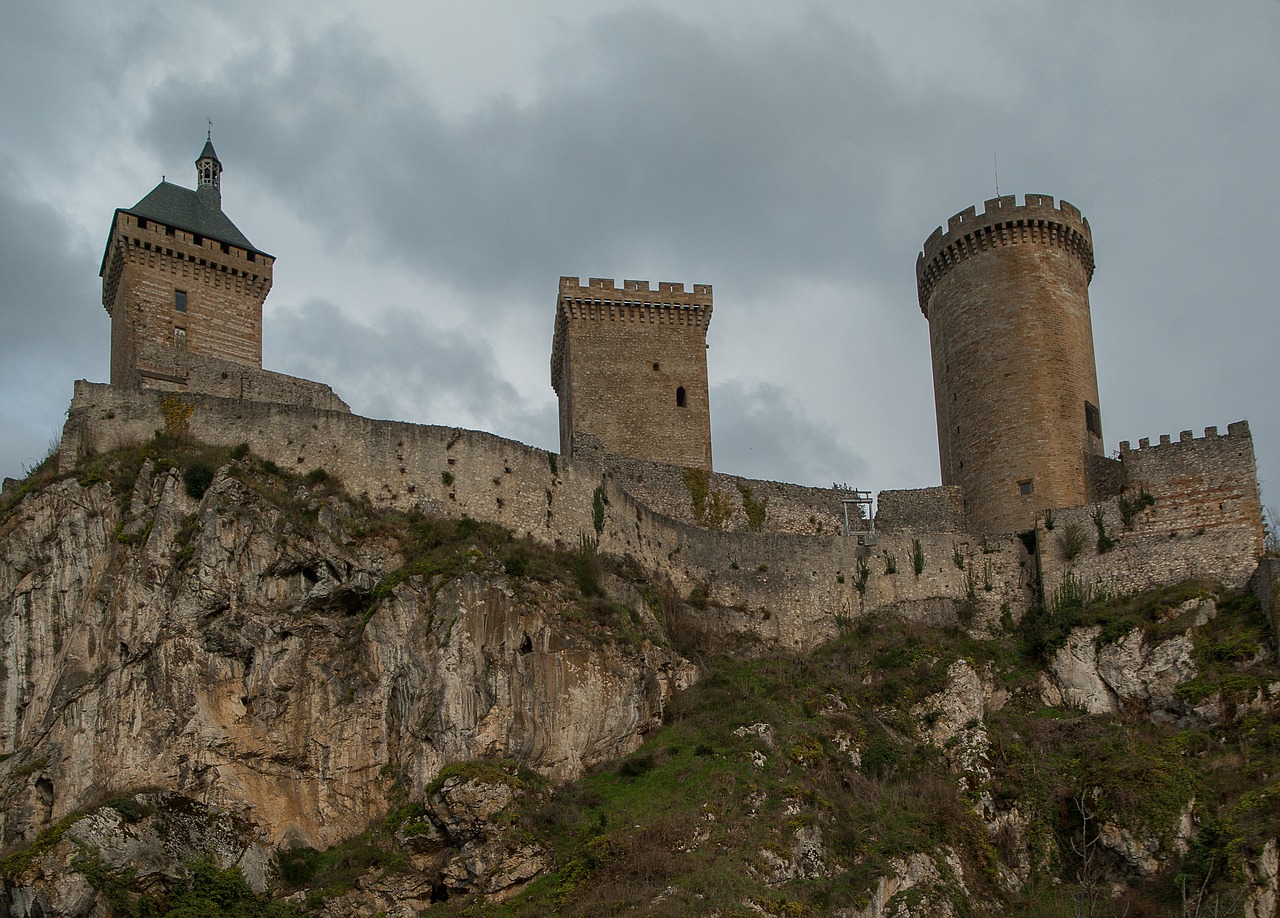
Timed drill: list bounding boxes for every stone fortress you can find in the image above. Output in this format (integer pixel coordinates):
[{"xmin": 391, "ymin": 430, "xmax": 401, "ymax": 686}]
[{"xmin": 60, "ymin": 138, "xmax": 1271, "ymax": 648}]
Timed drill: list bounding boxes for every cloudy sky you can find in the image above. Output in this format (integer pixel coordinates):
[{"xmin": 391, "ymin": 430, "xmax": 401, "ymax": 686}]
[{"xmin": 3, "ymin": 2, "xmax": 1277, "ymax": 509}]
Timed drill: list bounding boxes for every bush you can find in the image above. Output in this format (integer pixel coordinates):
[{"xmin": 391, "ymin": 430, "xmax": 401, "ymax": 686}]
[
  {"xmin": 1057, "ymin": 523, "xmax": 1087, "ymax": 562},
  {"xmin": 183, "ymin": 462, "xmax": 216, "ymax": 499}
]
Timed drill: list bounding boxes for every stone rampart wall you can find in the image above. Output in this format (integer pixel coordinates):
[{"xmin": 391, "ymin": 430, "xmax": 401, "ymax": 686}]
[
  {"xmin": 130, "ymin": 345, "xmax": 350, "ymax": 412},
  {"xmin": 602, "ymin": 456, "xmax": 849, "ymax": 536},
  {"xmin": 875, "ymin": 486, "xmax": 965, "ymax": 532},
  {"xmin": 1250, "ymin": 558, "xmax": 1279, "ymax": 649},
  {"xmin": 60, "ymin": 384, "xmax": 1030, "ymax": 651},
  {"xmin": 1037, "ymin": 423, "xmax": 1264, "ymax": 599},
  {"xmin": 601, "ymin": 485, "xmax": 1029, "ymax": 651},
  {"xmin": 1118, "ymin": 423, "xmax": 1263, "ymax": 537}
]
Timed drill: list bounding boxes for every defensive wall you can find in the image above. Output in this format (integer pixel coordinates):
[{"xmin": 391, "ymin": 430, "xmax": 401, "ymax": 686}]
[
  {"xmin": 1036, "ymin": 423, "xmax": 1264, "ymax": 601},
  {"xmin": 1250, "ymin": 558, "xmax": 1280, "ymax": 649},
  {"xmin": 58, "ymin": 382, "xmax": 1031, "ymax": 651},
  {"xmin": 602, "ymin": 454, "xmax": 965, "ymax": 537},
  {"xmin": 128, "ymin": 344, "xmax": 349, "ymax": 412}
]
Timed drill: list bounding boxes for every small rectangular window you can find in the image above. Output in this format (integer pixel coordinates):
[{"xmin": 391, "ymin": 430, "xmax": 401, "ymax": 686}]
[
  {"xmin": 174, "ymin": 290, "xmax": 187, "ymax": 313},
  {"xmin": 137, "ymin": 217, "xmax": 148, "ymax": 230},
  {"xmin": 174, "ymin": 328, "xmax": 187, "ymax": 348},
  {"xmin": 1018, "ymin": 479, "xmax": 1033, "ymax": 497},
  {"xmin": 1085, "ymin": 401, "xmax": 1102, "ymax": 438}
]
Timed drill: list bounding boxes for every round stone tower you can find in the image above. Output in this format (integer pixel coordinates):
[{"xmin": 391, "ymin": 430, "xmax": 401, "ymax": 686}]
[{"xmin": 916, "ymin": 194, "xmax": 1102, "ymax": 534}]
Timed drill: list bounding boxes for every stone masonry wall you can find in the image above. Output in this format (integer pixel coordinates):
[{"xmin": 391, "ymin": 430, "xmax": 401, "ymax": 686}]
[
  {"xmin": 1037, "ymin": 423, "xmax": 1264, "ymax": 600},
  {"xmin": 129, "ymin": 344, "xmax": 350, "ymax": 413},
  {"xmin": 604, "ymin": 459, "xmax": 965, "ymax": 538},
  {"xmin": 602, "ymin": 455, "xmax": 849, "ymax": 536},
  {"xmin": 60, "ymin": 384, "xmax": 1031, "ymax": 651},
  {"xmin": 875, "ymin": 486, "xmax": 965, "ymax": 532},
  {"xmin": 1250, "ymin": 558, "xmax": 1280, "ymax": 650}
]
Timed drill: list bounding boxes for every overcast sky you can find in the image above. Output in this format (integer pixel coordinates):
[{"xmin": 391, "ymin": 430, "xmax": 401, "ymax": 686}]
[{"xmin": 3, "ymin": 1, "xmax": 1277, "ymax": 510}]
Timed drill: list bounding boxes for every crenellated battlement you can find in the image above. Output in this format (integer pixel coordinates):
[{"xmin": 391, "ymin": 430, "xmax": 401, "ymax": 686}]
[
  {"xmin": 1119, "ymin": 421, "xmax": 1252, "ymax": 455},
  {"xmin": 552, "ymin": 276, "xmax": 714, "ymax": 394},
  {"xmin": 558, "ymin": 276, "xmax": 713, "ymax": 306},
  {"xmin": 916, "ymin": 194, "xmax": 1094, "ymax": 312}
]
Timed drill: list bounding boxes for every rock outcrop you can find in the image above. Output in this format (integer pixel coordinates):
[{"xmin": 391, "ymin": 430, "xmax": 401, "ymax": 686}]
[{"xmin": 0, "ymin": 458, "xmax": 696, "ymax": 853}]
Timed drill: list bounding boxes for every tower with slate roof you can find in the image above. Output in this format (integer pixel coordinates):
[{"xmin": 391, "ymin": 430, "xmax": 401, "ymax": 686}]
[{"xmin": 100, "ymin": 134, "xmax": 274, "ymax": 388}]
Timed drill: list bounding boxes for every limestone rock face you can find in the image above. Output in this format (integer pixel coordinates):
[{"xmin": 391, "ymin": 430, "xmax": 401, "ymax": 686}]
[
  {"xmin": 1246, "ymin": 838, "xmax": 1279, "ymax": 918},
  {"xmin": 1043, "ymin": 623, "xmax": 1203, "ymax": 722},
  {"xmin": 835, "ymin": 846, "xmax": 968, "ymax": 918},
  {"xmin": 0, "ymin": 464, "xmax": 696, "ymax": 850},
  {"xmin": 0, "ymin": 792, "xmax": 273, "ymax": 918}
]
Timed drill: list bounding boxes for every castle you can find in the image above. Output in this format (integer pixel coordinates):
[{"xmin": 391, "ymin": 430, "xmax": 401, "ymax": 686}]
[{"xmin": 58, "ymin": 138, "xmax": 1269, "ymax": 646}]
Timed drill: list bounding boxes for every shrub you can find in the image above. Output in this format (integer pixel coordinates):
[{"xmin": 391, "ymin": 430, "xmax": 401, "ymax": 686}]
[
  {"xmin": 1092, "ymin": 505, "xmax": 1115, "ymax": 553},
  {"xmin": 1057, "ymin": 523, "xmax": 1087, "ymax": 562},
  {"xmin": 592, "ymin": 486, "xmax": 606, "ymax": 534},
  {"xmin": 1118, "ymin": 488, "xmax": 1155, "ymax": 530},
  {"xmin": 183, "ymin": 461, "xmax": 215, "ymax": 499}
]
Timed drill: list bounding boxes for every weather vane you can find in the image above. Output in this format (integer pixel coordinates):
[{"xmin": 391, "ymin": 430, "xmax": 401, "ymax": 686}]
[{"xmin": 207, "ymin": 117, "xmax": 213, "ymax": 140}]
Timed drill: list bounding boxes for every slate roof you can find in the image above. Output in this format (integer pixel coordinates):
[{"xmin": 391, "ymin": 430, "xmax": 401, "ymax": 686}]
[
  {"xmin": 123, "ymin": 181, "xmax": 259, "ymax": 252},
  {"xmin": 198, "ymin": 138, "xmax": 220, "ymax": 163}
]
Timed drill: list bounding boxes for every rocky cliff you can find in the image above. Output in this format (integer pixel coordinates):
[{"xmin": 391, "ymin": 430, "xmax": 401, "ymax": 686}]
[{"xmin": 0, "ymin": 440, "xmax": 693, "ymax": 903}]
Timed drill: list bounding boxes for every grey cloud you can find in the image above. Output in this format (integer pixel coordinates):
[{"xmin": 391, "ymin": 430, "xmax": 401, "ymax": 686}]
[
  {"xmin": 0, "ymin": 168, "xmax": 108, "ymax": 477},
  {"xmin": 268, "ymin": 298, "xmax": 553, "ymax": 445},
  {"xmin": 141, "ymin": 12, "xmax": 987, "ymax": 299},
  {"xmin": 710, "ymin": 379, "xmax": 869, "ymax": 488}
]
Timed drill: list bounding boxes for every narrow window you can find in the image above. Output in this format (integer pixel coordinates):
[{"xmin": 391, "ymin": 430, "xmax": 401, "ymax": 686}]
[
  {"xmin": 173, "ymin": 328, "xmax": 187, "ymax": 348},
  {"xmin": 174, "ymin": 290, "xmax": 187, "ymax": 313},
  {"xmin": 1018, "ymin": 479, "xmax": 1033, "ymax": 497},
  {"xmin": 652, "ymin": 362, "xmax": 660, "ymax": 371},
  {"xmin": 676, "ymin": 387, "xmax": 687, "ymax": 408},
  {"xmin": 1085, "ymin": 401, "xmax": 1102, "ymax": 438}
]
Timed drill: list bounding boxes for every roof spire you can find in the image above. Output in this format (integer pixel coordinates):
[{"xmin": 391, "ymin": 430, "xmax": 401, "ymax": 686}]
[{"xmin": 196, "ymin": 128, "xmax": 222, "ymax": 211}]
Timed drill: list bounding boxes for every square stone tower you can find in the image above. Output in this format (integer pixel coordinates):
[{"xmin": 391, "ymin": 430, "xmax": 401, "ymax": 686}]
[
  {"xmin": 99, "ymin": 136, "xmax": 273, "ymax": 389},
  {"xmin": 551, "ymin": 276, "xmax": 713, "ymax": 469}
]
